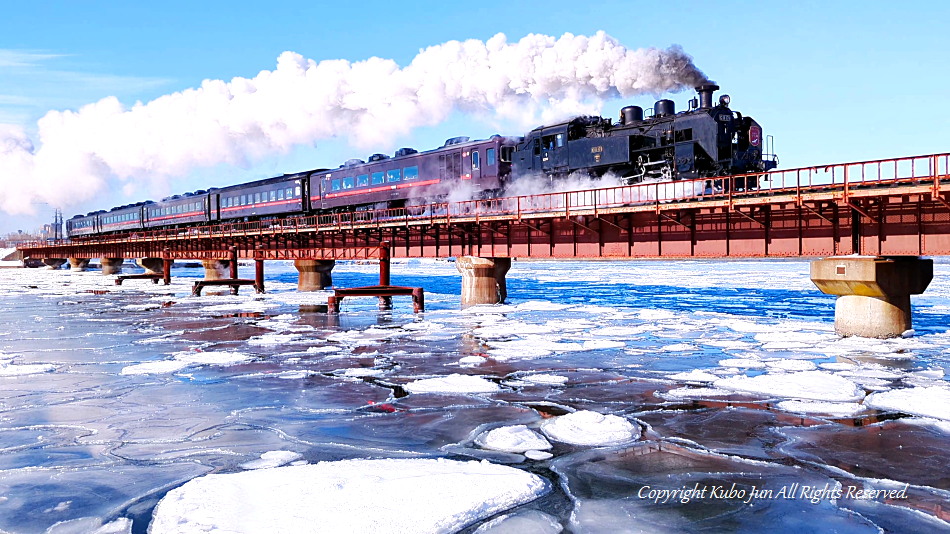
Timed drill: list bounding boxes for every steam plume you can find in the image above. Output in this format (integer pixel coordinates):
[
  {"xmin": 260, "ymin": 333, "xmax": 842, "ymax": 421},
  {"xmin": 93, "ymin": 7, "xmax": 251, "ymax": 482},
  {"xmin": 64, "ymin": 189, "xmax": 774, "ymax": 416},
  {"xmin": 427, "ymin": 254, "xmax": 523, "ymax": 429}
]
[{"xmin": 0, "ymin": 31, "xmax": 707, "ymax": 215}]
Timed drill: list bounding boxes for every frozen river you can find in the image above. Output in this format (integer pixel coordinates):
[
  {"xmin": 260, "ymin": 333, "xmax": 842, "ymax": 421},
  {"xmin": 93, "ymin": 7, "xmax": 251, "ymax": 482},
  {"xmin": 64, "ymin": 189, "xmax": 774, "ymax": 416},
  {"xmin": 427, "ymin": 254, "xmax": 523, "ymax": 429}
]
[{"xmin": 0, "ymin": 259, "xmax": 948, "ymax": 533}]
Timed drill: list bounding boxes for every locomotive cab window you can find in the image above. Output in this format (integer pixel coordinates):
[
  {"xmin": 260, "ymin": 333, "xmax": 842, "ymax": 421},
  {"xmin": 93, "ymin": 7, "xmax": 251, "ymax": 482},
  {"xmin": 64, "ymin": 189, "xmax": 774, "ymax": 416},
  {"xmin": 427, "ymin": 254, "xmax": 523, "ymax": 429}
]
[
  {"xmin": 556, "ymin": 133, "xmax": 565, "ymax": 148},
  {"xmin": 500, "ymin": 146, "xmax": 513, "ymax": 163},
  {"xmin": 471, "ymin": 151, "xmax": 480, "ymax": 170},
  {"xmin": 674, "ymin": 129, "xmax": 693, "ymax": 143}
]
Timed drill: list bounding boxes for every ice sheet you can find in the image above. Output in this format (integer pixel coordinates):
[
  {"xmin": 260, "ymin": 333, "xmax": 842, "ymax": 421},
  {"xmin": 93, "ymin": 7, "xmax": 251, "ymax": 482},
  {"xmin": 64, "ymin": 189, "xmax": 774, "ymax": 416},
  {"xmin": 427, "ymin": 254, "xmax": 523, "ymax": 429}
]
[{"xmin": 150, "ymin": 458, "xmax": 548, "ymax": 533}]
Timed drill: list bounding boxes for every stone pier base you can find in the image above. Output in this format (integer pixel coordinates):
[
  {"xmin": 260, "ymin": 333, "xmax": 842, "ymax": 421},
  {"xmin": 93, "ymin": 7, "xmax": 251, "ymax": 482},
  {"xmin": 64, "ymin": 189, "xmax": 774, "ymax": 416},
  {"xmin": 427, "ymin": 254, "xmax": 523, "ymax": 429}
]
[
  {"xmin": 456, "ymin": 256, "xmax": 511, "ymax": 307},
  {"xmin": 201, "ymin": 260, "xmax": 231, "ymax": 280},
  {"xmin": 139, "ymin": 257, "xmax": 164, "ymax": 275},
  {"xmin": 68, "ymin": 258, "xmax": 90, "ymax": 271},
  {"xmin": 294, "ymin": 260, "xmax": 335, "ymax": 291},
  {"xmin": 811, "ymin": 256, "xmax": 933, "ymax": 338},
  {"xmin": 43, "ymin": 258, "xmax": 67, "ymax": 270},
  {"xmin": 101, "ymin": 258, "xmax": 124, "ymax": 275}
]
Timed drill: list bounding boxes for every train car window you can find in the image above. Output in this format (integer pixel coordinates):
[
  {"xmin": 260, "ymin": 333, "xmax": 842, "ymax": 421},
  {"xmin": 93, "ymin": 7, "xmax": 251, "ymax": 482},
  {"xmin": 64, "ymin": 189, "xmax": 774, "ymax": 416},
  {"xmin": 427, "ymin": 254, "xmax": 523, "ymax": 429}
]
[
  {"xmin": 331, "ymin": 179, "xmax": 341, "ymax": 191},
  {"xmin": 556, "ymin": 133, "xmax": 565, "ymax": 148},
  {"xmin": 241, "ymin": 195, "xmax": 248, "ymax": 206},
  {"xmin": 254, "ymin": 193, "xmax": 261, "ymax": 204},
  {"xmin": 270, "ymin": 191, "xmax": 277, "ymax": 202},
  {"xmin": 295, "ymin": 186, "xmax": 301, "ymax": 197},
  {"xmin": 342, "ymin": 177, "xmax": 355, "ymax": 189},
  {"xmin": 403, "ymin": 166, "xmax": 418, "ymax": 180},
  {"xmin": 471, "ymin": 151, "xmax": 480, "ymax": 170},
  {"xmin": 277, "ymin": 189, "xmax": 284, "ymax": 200},
  {"xmin": 487, "ymin": 148, "xmax": 496, "ymax": 166},
  {"xmin": 387, "ymin": 169, "xmax": 401, "ymax": 182},
  {"xmin": 357, "ymin": 174, "xmax": 369, "ymax": 186},
  {"xmin": 371, "ymin": 172, "xmax": 384, "ymax": 184},
  {"xmin": 533, "ymin": 138, "xmax": 540, "ymax": 155}
]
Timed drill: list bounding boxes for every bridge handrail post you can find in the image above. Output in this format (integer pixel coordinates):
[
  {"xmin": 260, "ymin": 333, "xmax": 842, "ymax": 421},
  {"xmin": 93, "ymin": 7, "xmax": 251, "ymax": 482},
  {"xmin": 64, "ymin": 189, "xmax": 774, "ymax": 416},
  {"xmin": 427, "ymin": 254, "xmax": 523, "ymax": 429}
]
[
  {"xmin": 934, "ymin": 155, "xmax": 941, "ymax": 194},
  {"xmin": 848, "ymin": 165, "xmax": 856, "ymax": 202}
]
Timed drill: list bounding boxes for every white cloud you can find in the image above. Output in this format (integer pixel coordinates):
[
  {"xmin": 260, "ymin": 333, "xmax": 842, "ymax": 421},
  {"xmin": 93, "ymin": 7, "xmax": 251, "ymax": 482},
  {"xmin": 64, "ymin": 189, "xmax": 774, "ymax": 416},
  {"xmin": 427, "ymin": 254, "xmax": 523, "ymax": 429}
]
[{"xmin": 0, "ymin": 32, "xmax": 707, "ymax": 217}]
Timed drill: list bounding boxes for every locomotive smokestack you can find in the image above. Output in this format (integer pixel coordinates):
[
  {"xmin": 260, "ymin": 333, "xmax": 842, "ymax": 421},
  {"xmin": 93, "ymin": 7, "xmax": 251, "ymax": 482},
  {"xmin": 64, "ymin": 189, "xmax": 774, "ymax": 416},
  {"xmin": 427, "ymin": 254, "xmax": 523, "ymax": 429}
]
[{"xmin": 696, "ymin": 83, "xmax": 720, "ymax": 109}]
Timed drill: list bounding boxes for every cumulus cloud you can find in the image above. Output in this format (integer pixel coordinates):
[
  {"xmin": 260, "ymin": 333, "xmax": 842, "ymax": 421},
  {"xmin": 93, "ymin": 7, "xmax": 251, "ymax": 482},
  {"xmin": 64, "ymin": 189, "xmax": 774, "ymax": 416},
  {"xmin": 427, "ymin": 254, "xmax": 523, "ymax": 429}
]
[{"xmin": 0, "ymin": 31, "xmax": 706, "ymax": 215}]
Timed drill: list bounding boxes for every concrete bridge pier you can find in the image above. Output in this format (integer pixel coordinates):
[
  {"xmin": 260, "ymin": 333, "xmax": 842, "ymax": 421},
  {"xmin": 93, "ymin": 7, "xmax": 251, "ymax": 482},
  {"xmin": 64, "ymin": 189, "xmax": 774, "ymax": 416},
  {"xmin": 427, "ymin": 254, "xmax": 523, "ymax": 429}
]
[
  {"xmin": 101, "ymin": 258, "xmax": 124, "ymax": 275},
  {"xmin": 43, "ymin": 258, "xmax": 67, "ymax": 270},
  {"xmin": 201, "ymin": 260, "xmax": 231, "ymax": 280},
  {"xmin": 811, "ymin": 256, "xmax": 933, "ymax": 338},
  {"xmin": 68, "ymin": 258, "xmax": 90, "ymax": 271},
  {"xmin": 139, "ymin": 258, "xmax": 164, "ymax": 275},
  {"xmin": 294, "ymin": 260, "xmax": 335, "ymax": 291},
  {"xmin": 456, "ymin": 256, "xmax": 511, "ymax": 307}
]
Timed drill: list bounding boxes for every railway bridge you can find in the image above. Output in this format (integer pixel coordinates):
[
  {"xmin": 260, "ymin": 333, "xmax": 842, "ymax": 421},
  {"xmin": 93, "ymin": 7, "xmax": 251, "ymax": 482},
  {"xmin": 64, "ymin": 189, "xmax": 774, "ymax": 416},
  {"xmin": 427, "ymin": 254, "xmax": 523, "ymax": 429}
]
[{"xmin": 18, "ymin": 152, "xmax": 950, "ymax": 338}]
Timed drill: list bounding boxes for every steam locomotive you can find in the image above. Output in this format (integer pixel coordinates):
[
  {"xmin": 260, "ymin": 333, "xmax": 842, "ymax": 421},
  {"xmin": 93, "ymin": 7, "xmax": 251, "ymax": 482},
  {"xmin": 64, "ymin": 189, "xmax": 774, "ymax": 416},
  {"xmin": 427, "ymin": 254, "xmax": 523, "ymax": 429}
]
[
  {"xmin": 66, "ymin": 84, "xmax": 776, "ymax": 238},
  {"xmin": 513, "ymin": 83, "xmax": 776, "ymax": 184}
]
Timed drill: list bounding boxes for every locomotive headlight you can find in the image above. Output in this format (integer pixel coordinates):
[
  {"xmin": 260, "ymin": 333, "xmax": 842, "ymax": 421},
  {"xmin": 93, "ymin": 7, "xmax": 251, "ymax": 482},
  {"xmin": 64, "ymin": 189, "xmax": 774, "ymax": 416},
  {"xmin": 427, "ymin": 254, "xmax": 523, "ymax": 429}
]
[{"xmin": 719, "ymin": 94, "xmax": 731, "ymax": 106}]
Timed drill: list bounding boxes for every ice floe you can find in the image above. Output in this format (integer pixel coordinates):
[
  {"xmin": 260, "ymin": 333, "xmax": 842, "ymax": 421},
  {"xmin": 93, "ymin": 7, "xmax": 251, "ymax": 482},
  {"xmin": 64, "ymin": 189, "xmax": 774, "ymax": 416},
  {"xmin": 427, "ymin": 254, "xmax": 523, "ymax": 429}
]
[
  {"xmin": 405, "ymin": 374, "xmax": 501, "ymax": 394},
  {"xmin": 150, "ymin": 458, "xmax": 548, "ymax": 533},
  {"xmin": 713, "ymin": 371, "xmax": 865, "ymax": 402},
  {"xmin": 540, "ymin": 410, "xmax": 640, "ymax": 446},
  {"xmin": 120, "ymin": 350, "xmax": 252, "ymax": 375},
  {"xmin": 239, "ymin": 450, "xmax": 304, "ymax": 470},
  {"xmin": 0, "ymin": 359, "xmax": 56, "ymax": 375},
  {"xmin": 865, "ymin": 386, "xmax": 950, "ymax": 420},
  {"xmin": 475, "ymin": 425, "xmax": 552, "ymax": 453}
]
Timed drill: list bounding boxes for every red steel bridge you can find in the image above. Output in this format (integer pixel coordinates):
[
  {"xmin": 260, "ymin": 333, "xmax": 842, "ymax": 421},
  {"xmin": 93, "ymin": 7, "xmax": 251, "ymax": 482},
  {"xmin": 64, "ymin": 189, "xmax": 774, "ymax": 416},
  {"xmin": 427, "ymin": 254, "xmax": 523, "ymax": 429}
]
[{"xmin": 17, "ymin": 152, "xmax": 950, "ymax": 262}]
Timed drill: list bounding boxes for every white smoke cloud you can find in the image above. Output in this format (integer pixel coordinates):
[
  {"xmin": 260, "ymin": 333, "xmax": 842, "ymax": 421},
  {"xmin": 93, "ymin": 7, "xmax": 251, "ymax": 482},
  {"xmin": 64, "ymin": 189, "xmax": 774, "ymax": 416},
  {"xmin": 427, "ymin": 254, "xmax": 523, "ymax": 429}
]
[{"xmin": 0, "ymin": 31, "xmax": 707, "ymax": 216}]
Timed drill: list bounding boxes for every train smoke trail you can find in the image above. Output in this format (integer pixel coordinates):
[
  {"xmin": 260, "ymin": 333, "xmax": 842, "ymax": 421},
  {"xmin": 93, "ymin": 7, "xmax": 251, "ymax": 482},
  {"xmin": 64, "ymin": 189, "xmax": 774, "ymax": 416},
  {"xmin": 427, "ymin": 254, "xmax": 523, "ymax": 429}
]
[{"xmin": 0, "ymin": 31, "xmax": 707, "ymax": 215}]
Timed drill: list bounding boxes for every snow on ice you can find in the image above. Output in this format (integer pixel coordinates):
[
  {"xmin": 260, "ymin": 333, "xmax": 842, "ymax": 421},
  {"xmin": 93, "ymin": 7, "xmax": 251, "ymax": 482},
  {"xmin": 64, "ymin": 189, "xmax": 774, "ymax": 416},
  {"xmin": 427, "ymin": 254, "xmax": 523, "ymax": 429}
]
[
  {"xmin": 149, "ymin": 458, "xmax": 548, "ymax": 534},
  {"xmin": 540, "ymin": 410, "xmax": 640, "ymax": 446}
]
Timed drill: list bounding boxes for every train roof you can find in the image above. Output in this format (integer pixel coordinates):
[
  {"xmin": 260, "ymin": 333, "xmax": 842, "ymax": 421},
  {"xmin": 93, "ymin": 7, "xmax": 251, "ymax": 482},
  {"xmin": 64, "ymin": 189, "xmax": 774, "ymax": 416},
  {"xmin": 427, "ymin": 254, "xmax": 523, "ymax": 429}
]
[{"xmin": 214, "ymin": 171, "xmax": 313, "ymax": 193}]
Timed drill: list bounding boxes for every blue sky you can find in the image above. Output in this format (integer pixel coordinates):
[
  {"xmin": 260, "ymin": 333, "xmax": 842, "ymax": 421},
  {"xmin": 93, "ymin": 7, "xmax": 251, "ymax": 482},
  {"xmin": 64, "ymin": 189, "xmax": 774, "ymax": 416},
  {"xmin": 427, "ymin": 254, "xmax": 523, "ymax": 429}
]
[{"xmin": 2, "ymin": 1, "xmax": 949, "ymax": 234}]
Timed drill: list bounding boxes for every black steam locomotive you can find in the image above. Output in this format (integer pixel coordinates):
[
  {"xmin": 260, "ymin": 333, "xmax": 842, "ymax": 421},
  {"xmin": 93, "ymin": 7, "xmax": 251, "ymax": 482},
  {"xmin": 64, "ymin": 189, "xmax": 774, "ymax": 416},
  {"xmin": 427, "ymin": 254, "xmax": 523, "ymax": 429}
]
[
  {"xmin": 511, "ymin": 83, "xmax": 776, "ymax": 184},
  {"xmin": 66, "ymin": 85, "xmax": 776, "ymax": 239}
]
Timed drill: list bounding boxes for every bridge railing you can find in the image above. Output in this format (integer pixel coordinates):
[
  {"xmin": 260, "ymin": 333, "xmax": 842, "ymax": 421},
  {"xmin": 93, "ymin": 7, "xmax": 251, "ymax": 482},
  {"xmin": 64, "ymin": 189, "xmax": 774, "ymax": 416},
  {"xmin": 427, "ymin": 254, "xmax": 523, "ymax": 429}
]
[{"xmin": 36, "ymin": 152, "xmax": 950, "ymax": 251}]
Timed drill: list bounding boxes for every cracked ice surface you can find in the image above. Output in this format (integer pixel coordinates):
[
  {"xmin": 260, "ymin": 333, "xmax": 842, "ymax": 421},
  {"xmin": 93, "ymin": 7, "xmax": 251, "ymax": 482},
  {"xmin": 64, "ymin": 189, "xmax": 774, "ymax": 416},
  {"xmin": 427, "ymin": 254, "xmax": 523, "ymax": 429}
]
[{"xmin": 0, "ymin": 259, "xmax": 948, "ymax": 532}]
